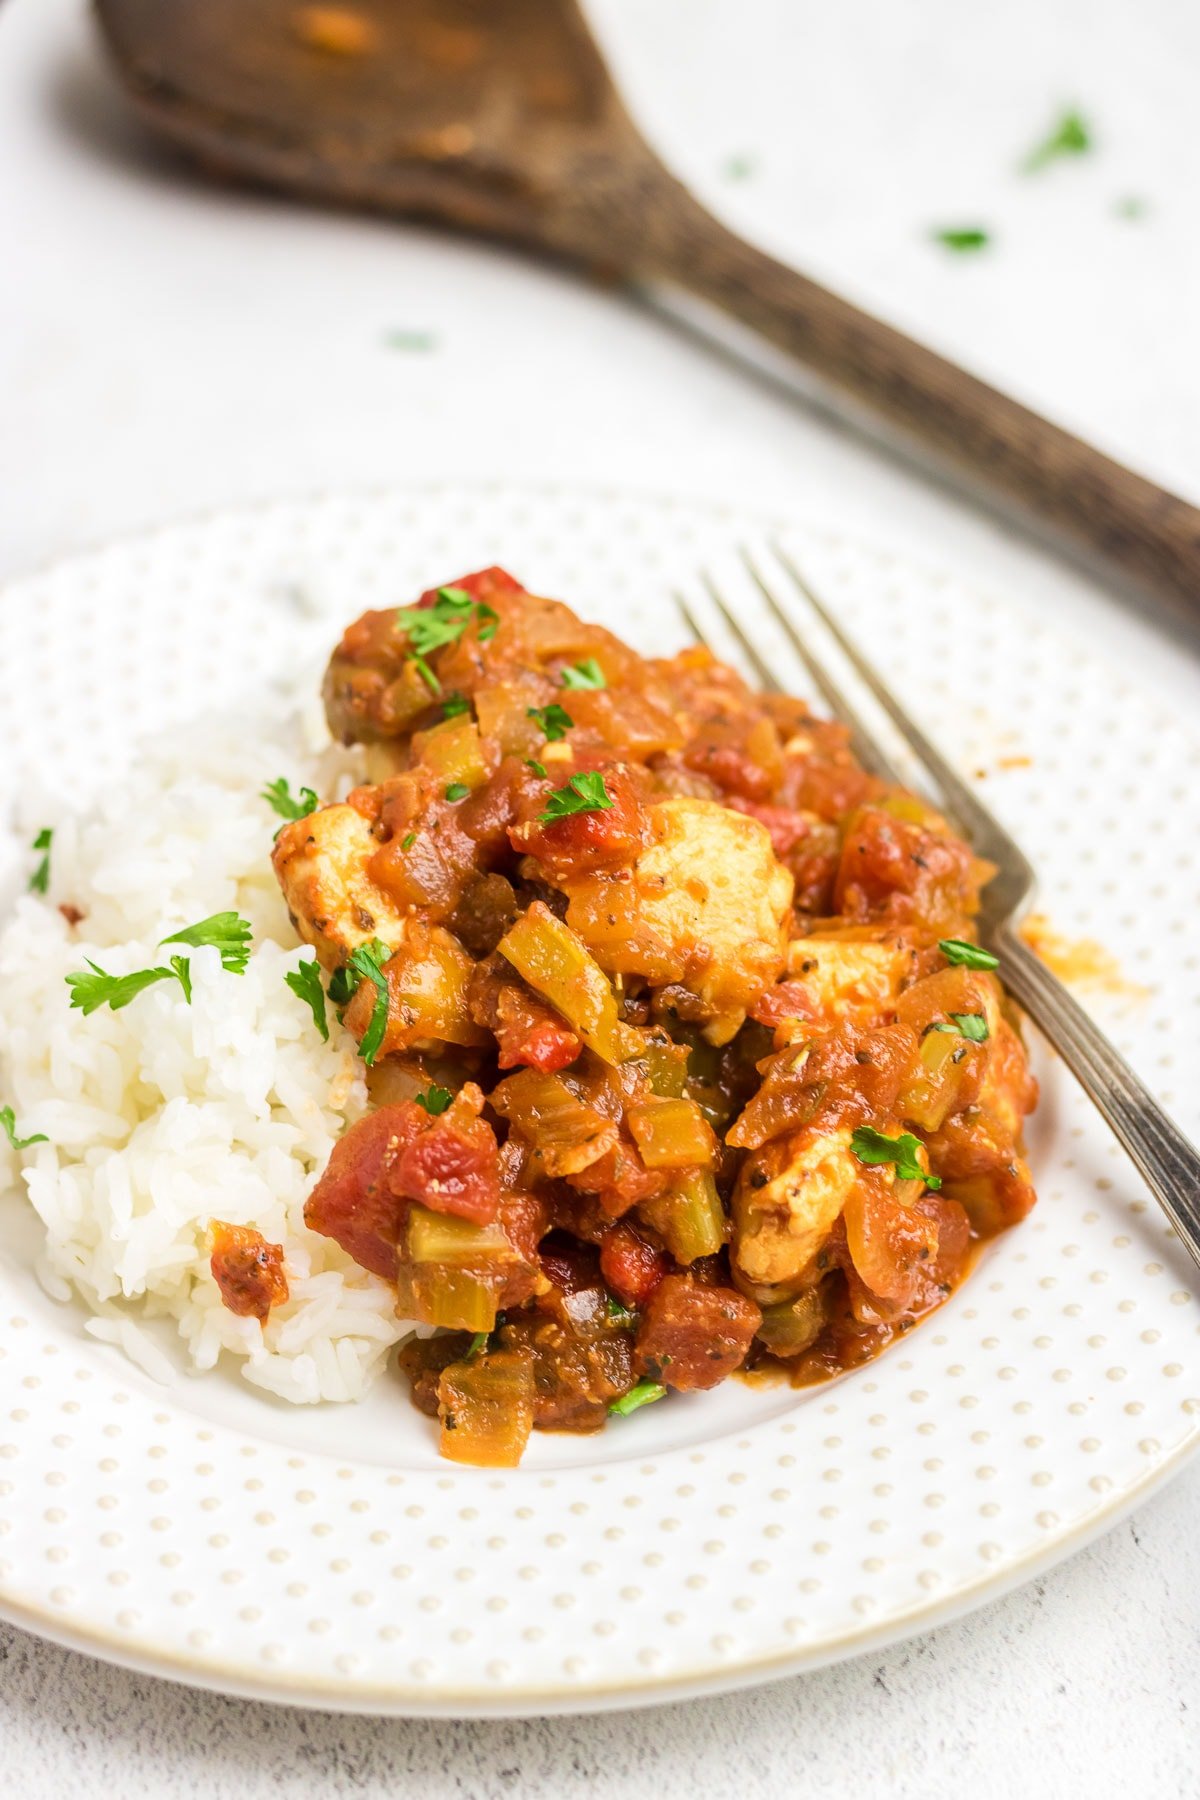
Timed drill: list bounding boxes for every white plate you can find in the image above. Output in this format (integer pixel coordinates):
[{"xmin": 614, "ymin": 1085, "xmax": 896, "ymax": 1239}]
[{"xmin": 0, "ymin": 482, "xmax": 1196, "ymax": 1716}]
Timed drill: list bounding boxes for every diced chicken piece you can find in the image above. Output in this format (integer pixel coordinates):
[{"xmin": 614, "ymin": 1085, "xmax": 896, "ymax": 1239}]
[
  {"xmin": 785, "ymin": 932, "xmax": 916, "ymax": 1025},
  {"xmin": 272, "ymin": 803, "xmax": 407, "ymax": 970},
  {"xmin": 731, "ymin": 1124, "xmax": 860, "ymax": 1294},
  {"xmin": 568, "ymin": 798, "xmax": 791, "ymax": 1033}
]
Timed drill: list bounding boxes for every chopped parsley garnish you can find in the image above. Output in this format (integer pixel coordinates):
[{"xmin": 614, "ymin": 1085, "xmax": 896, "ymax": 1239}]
[
  {"xmin": 67, "ymin": 912, "xmax": 253, "ymax": 1014},
  {"xmin": 441, "ymin": 693, "xmax": 471, "ymax": 719},
  {"xmin": 1022, "ymin": 108, "xmax": 1092, "ymax": 174},
  {"xmin": 401, "ymin": 831, "xmax": 417, "ymax": 851},
  {"xmin": 930, "ymin": 1012, "xmax": 990, "ymax": 1043},
  {"xmin": 465, "ymin": 1330, "xmax": 489, "ymax": 1359},
  {"xmin": 1, "ymin": 1106, "xmax": 47, "ymax": 1151},
  {"xmin": 284, "ymin": 959, "xmax": 329, "ymax": 1041},
  {"xmin": 539, "ymin": 771, "xmax": 613, "ymax": 823},
  {"xmin": 610, "ymin": 1380, "xmax": 667, "ymax": 1417},
  {"xmin": 938, "ymin": 938, "xmax": 999, "ymax": 971},
  {"xmin": 328, "ymin": 934, "xmax": 389, "ymax": 1009},
  {"xmin": 415, "ymin": 1084, "xmax": 453, "ymax": 1116},
  {"xmin": 850, "ymin": 1126, "xmax": 941, "ymax": 1190},
  {"xmin": 160, "ymin": 912, "xmax": 253, "ymax": 974},
  {"xmin": 526, "ymin": 759, "xmax": 547, "ymax": 779},
  {"xmin": 67, "ymin": 959, "xmax": 189, "ymax": 1015},
  {"xmin": 605, "ymin": 1296, "xmax": 637, "ymax": 1328},
  {"xmin": 560, "ymin": 657, "xmax": 606, "ymax": 691},
  {"xmin": 444, "ymin": 783, "xmax": 470, "ymax": 803},
  {"xmin": 341, "ymin": 938, "xmax": 391, "ymax": 1065},
  {"xmin": 261, "ymin": 778, "xmax": 319, "ymax": 826},
  {"xmin": 526, "ymin": 702, "xmax": 573, "ymax": 741},
  {"xmin": 29, "ymin": 828, "xmax": 52, "ymax": 895},
  {"xmin": 396, "ymin": 587, "xmax": 499, "ymax": 662},
  {"xmin": 933, "ymin": 226, "xmax": 990, "ymax": 252}
]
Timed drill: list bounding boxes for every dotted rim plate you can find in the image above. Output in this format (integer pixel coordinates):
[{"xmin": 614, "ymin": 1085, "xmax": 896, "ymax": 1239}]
[{"xmin": 0, "ymin": 482, "xmax": 1196, "ymax": 1716}]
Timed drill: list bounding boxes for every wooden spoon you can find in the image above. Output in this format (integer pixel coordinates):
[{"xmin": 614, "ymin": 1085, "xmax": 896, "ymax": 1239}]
[{"xmin": 94, "ymin": 0, "xmax": 1200, "ymax": 627}]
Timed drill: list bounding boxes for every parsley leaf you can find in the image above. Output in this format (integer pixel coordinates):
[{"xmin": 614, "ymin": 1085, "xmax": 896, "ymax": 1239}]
[
  {"xmin": 1022, "ymin": 108, "xmax": 1092, "ymax": 174},
  {"xmin": 441, "ymin": 693, "xmax": 471, "ymax": 719},
  {"xmin": 66, "ymin": 960, "xmax": 186, "ymax": 1015},
  {"xmin": 64, "ymin": 913, "xmax": 254, "ymax": 1016},
  {"xmin": 609, "ymin": 1380, "xmax": 667, "ymax": 1417},
  {"xmin": 605, "ymin": 1296, "xmax": 637, "ymax": 1328},
  {"xmin": 938, "ymin": 938, "xmax": 999, "ymax": 971},
  {"xmin": 160, "ymin": 912, "xmax": 253, "ymax": 975},
  {"xmin": 526, "ymin": 759, "xmax": 547, "ymax": 779},
  {"xmin": 444, "ymin": 783, "xmax": 470, "ymax": 803},
  {"xmin": 396, "ymin": 587, "xmax": 499, "ymax": 666},
  {"xmin": 850, "ymin": 1126, "xmax": 941, "ymax": 1190},
  {"xmin": 285, "ymin": 959, "xmax": 329, "ymax": 1041},
  {"xmin": 930, "ymin": 1012, "xmax": 990, "ymax": 1043},
  {"xmin": 342, "ymin": 938, "xmax": 391, "ymax": 1065},
  {"xmin": 465, "ymin": 1330, "xmax": 489, "ymax": 1359},
  {"xmin": 933, "ymin": 226, "xmax": 990, "ymax": 252},
  {"xmin": 66, "ymin": 913, "xmax": 252, "ymax": 1016},
  {"xmin": 560, "ymin": 658, "xmax": 606, "ymax": 691},
  {"xmin": 539, "ymin": 771, "xmax": 613, "ymax": 823},
  {"xmin": 168, "ymin": 954, "xmax": 193, "ymax": 1004},
  {"xmin": 1, "ymin": 1106, "xmax": 47, "ymax": 1151},
  {"xmin": 29, "ymin": 828, "xmax": 52, "ymax": 895},
  {"xmin": 527, "ymin": 703, "xmax": 573, "ymax": 741},
  {"xmin": 401, "ymin": 831, "xmax": 417, "ymax": 851},
  {"xmin": 261, "ymin": 778, "xmax": 319, "ymax": 826},
  {"xmin": 415, "ymin": 1084, "xmax": 453, "ymax": 1116}
]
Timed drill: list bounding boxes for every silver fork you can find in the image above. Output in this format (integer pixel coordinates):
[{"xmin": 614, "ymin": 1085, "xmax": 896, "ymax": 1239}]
[{"xmin": 676, "ymin": 544, "xmax": 1200, "ymax": 1273}]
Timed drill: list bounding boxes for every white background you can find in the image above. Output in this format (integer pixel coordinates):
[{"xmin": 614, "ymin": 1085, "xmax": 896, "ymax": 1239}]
[{"xmin": 2, "ymin": 0, "xmax": 1198, "ymax": 1794}]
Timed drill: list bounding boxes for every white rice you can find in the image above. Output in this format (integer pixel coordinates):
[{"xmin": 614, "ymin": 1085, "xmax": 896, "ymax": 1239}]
[{"xmin": 0, "ymin": 708, "xmax": 409, "ymax": 1404}]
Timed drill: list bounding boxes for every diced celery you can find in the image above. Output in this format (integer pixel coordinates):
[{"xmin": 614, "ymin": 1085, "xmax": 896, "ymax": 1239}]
[
  {"xmin": 491, "ymin": 1069, "xmax": 618, "ymax": 1176},
  {"xmin": 757, "ymin": 1286, "xmax": 829, "ymax": 1357},
  {"xmin": 639, "ymin": 1169, "xmax": 727, "ymax": 1263},
  {"xmin": 642, "ymin": 1034, "xmax": 689, "ymax": 1098},
  {"xmin": 396, "ymin": 1265, "xmax": 502, "ymax": 1333},
  {"xmin": 438, "ymin": 1346, "xmax": 535, "ymax": 1466},
  {"xmin": 407, "ymin": 1205, "xmax": 512, "ymax": 1267},
  {"xmin": 627, "ymin": 1098, "xmax": 715, "ymax": 1170},
  {"xmin": 399, "ymin": 1205, "xmax": 516, "ymax": 1330},
  {"xmin": 411, "ymin": 714, "xmax": 489, "ymax": 790},
  {"xmin": 497, "ymin": 902, "xmax": 638, "ymax": 1065}
]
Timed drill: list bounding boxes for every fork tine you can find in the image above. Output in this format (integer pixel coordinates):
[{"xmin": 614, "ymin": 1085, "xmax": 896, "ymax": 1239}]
[
  {"xmin": 699, "ymin": 574, "xmax": 782, "ymax": 692},
  {"xmin": 673, "ymin": 591, "xmax": 704, "ymax": 645},
  {"xmin": 768, "ymin": 539, "xmax": 1029, "ymax": 857},
  {"xmin": 739, "ymin": 547, "xmax": 905, "ymax": 783}
]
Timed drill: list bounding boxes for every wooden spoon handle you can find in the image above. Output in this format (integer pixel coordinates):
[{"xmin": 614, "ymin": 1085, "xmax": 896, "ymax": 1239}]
[{"xmin": 635, "ymin": 181, "xmax": 1200, "ymax": 625}]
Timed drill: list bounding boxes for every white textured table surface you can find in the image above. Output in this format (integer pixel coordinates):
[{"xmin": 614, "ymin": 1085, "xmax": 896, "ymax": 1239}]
[{"xmin": 2, "ymin": 0, "xmax": 1198, "ymax": 1792}]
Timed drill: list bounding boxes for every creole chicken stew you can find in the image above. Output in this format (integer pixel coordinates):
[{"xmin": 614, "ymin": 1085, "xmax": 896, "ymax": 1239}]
[{"xmin": 265, "ymin": 567, "xmax": 1037, "ymax": 1464}]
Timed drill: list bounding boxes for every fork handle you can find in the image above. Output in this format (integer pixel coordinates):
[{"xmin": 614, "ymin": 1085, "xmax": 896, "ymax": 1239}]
[
  {"xmin": 994, "ymin": 926, "xmax": 1200, "ymax": 1270},
  {"xmin": 634, "ymin": 183, "xmax": 1200, "ymax": 630}
]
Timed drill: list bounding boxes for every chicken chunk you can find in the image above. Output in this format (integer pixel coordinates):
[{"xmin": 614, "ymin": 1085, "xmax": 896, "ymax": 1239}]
[
  {"xmin": 565, "ymin": 798, "xmax": 792, "ymax": 1035},
  {"xmin": 731, "ymin": 1124, "xmax": 860, "ymax": 1297},
  {"xmin": 785, "ymin": 931, "xmax": 916, "ymax": 1026},
  {"xmin": 272, "ymin": 803, "xmax": 407, "ymax": 970}
]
